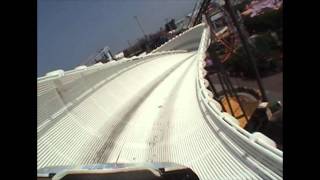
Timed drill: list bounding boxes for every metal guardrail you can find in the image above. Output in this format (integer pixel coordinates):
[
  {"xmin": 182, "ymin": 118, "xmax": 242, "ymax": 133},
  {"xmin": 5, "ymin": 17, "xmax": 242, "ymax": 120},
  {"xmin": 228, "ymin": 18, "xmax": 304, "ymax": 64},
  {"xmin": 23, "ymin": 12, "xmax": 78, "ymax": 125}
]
[
  {"xmin": 38, "ymin": 50, "xmax": 188, "ymax": 83},
  {"xmin": 151, "ymin": 23, "xmax": 205, "ymax": 53},
  {"xmin": 194, "ymin": 21, "xmax": 282, "ymax": 179}
]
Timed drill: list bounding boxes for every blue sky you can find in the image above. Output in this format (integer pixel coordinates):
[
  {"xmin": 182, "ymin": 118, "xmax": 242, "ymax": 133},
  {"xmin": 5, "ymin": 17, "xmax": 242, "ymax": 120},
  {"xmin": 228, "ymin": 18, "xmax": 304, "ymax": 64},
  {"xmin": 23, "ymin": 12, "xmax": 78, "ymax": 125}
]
[{"xmin": 37, "ymin": 0, "xmax": 196, "ymax": 76}]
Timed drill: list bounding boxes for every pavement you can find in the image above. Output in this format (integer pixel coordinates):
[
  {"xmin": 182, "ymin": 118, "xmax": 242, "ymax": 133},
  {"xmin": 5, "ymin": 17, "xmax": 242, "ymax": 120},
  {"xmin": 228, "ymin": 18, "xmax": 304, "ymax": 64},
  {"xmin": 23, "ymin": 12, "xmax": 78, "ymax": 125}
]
[{"xmin": 208, "ymin": 72, "xmax": 283, "ymax": 103}]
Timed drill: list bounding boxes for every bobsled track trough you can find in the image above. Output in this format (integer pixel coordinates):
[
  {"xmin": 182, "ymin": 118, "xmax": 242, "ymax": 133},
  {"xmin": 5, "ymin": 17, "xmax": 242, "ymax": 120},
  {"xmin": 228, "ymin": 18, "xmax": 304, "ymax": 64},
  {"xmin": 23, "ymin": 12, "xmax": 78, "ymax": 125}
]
[{"xmin": 37, "ymin": 22, "xmax": 283, "ymax": 179}]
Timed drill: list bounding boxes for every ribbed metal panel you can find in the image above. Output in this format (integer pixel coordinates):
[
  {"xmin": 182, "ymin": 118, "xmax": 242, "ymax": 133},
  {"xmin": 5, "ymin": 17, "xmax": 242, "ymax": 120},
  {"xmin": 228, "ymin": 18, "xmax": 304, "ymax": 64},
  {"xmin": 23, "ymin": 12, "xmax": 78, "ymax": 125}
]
[{"xmin": 37, "ymin": 24, "xmax": 282, "ymax": 179}]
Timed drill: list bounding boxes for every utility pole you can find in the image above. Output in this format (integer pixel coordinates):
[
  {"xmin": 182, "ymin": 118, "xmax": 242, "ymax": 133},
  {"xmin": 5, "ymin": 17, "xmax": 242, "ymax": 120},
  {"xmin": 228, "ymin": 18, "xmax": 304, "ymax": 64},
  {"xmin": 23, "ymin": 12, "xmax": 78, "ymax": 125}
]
[
  {"xmin": 224, "ymin": 0, "xmax": 268, "ymax": 102},
  {"xmin": 134, "ymin": 16, "xmax": 147, "ymax": 37},
  {"xmin": 127, "ymin": 40, "xmax": 132, "ymax": 47},
  {"xmin": 133, "ymin": 15, "xmax": 150, "ymax": 52}
]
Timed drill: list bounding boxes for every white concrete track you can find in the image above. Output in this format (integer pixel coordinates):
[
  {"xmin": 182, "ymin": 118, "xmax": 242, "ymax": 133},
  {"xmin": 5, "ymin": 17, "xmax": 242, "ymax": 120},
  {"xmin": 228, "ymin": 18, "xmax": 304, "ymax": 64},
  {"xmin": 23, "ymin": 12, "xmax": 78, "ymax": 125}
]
[{"xmin": 38, "ymin": 23, "xmax": 283, "ymax": 179}]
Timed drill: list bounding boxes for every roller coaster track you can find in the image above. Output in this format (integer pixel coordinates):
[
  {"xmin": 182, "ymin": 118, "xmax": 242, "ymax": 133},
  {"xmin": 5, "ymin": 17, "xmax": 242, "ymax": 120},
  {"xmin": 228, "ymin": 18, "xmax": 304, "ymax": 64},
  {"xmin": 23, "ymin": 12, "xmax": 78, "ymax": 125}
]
[{"xmin": 38, "ymin": 22, "xmax": 282, "ymax": 179}]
